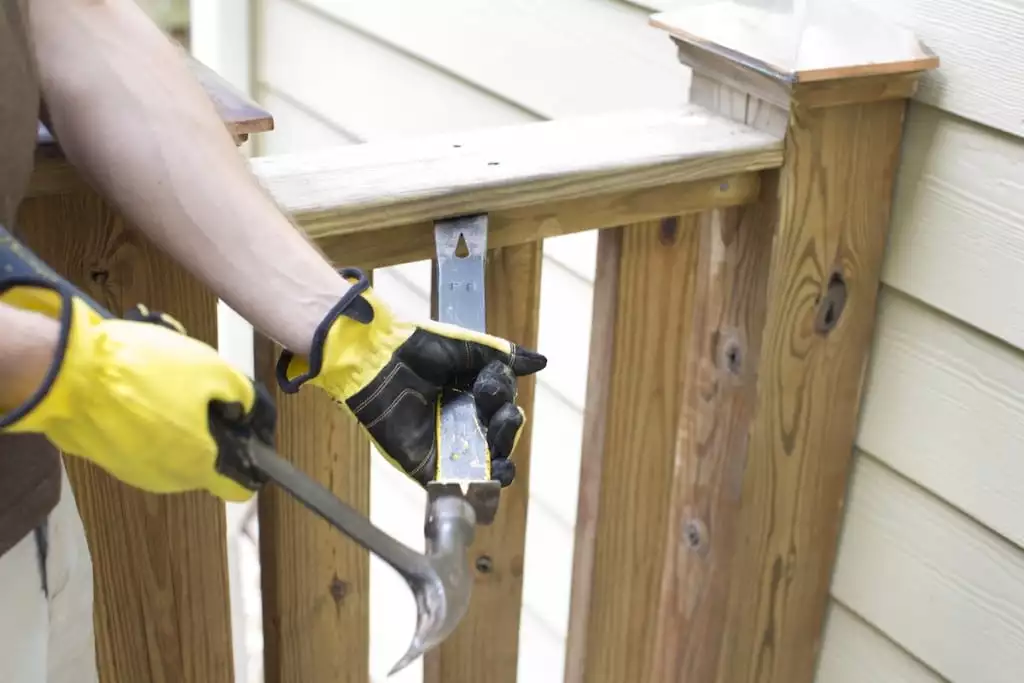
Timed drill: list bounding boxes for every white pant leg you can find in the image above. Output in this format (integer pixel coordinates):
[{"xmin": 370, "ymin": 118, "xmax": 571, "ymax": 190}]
[
  {"xmin": 44, "ymin": 463, "xmax": 98, "ymax": 683},
  {"xmin": 0, "ymin": 522, "xmax": 49, "ymax": 683}
]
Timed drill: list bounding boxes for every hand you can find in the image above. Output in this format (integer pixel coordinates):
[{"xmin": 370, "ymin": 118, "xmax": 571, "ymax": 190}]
[
  {"xmin": 0, "ymin": 284, "xmax": 265, "ymax": 502},
  {"xmin": 276, "ymin": 268, "xmax": 547, "ymax": 487}
]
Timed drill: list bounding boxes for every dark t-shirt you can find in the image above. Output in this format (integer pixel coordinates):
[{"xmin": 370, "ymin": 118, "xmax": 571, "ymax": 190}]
[{"xmin": 0, "ymin": 0, "xmax": 63, "ymax": 559}]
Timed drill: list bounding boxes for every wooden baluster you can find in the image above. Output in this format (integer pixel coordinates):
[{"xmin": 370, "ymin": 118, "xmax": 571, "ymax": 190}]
[
  {"xmin": 423, "ymin": 240, "xmax": 544, "ymax": 683},
  {"xmin": 253, "ymin": 327, "xmax": 371, "ymax": 683},
  {"xmin": 564, "ymin": 216, "xmax": 705, "ymax": 683},
  {"xmin": 16, "ymin": 191, "xmax": 235, "ymax": 683}
]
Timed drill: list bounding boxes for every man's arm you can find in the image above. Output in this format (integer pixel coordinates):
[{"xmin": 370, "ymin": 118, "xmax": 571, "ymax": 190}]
[
  {"xmin": 28, "ymin": 0, "xmax": 346, "ymax": 355},
  {"xmin": 0, "ymin": 302, "xmax": 59, "ymax": 412}
]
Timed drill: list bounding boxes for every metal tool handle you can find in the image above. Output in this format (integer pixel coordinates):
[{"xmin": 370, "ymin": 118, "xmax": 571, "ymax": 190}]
[{"xmin": 430, "ymin": 215, "xmax": 501, "ymax": 524}]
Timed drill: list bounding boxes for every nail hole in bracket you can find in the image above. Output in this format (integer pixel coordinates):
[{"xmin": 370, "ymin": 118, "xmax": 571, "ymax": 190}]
[
  {"xmin": 815, "ymin": 271, "xmax": 847, "ymax": 335},
  {"xmin": 454, "ymin": 232, "xmax": 470, "ymax": 258}
]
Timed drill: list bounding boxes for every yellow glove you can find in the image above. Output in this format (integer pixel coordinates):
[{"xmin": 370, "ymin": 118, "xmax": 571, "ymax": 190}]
[
  {"xmin": 275, "ymin": 267, "xmax": 547, "ymax": 487},
  {"xmin": 0, "ymin": 283, "xmax": 266, "ymax": 502}
]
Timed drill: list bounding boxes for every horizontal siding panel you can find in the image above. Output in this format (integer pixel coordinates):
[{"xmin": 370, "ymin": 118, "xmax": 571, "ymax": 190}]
[
  {"xmin": 851, "ymin": 0, "xmax": 1024, "ymax": 136},
  {"xmin": 883, "ymin": 104, "xmax": 1024, "ymax": 351},
  {"xmin": 857, "ymin": 289, "xmax": 1024, "ymax": 550},
  {"xmin": 258, "ymin": 88, "xmax": 359, "ymax": 155},
  {"xmin": 815, "ymin": 601, "xmax": 945, "ymax": 683},
  {"xmin": 831, "ymin": 454, "xmax": 1024, "ymax": 683},
  {"xmin": 259, "ymin": 0, "xmax": 536, "ymax": 142},
  {"xmin": 299, "ymin": 0, "xmax": 688, "ymax": 119}
]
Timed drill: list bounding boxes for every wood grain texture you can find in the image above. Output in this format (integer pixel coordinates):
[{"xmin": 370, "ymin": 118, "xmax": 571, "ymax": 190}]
[
  {"xmin": 651, "ymin": 186, "xmax": 777, "ymax": 682},
  {"xmin": 15, "ymin": 190, "xmax": 234, "ymax": 683},
  {"xmin": 714, "ymin": 97, "xmax": 910, "ymax": 683},
  {"xmin": 831, "ymin": 454, "xmax": 1024, "ymax": 683},
  {"xmin": 248, "ymin": 107, "xmax": 781, "ymax": 241},
  {"xmin": 564, "ymin": 216, "xmax": 703, "ymax": 683},
  {"xmin": 423, "ymin": 241, "xmax": 543, "ymax": 683},
  {"xmin": 253, "ymin": 335, "xmax": 371, "ymax": 683},
  {"xmin": 313, "ymin": 174, "xmax": 759, "ymax": 272}
]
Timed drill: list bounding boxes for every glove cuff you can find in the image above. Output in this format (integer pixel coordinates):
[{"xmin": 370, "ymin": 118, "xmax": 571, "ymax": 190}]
[
  {"xmin": 275, "ymin": 267, "xmax": 377, "ymax": 394},
  {"xmin": 0, "ymin": 279, "xmax": 77, "ymax": 431}
]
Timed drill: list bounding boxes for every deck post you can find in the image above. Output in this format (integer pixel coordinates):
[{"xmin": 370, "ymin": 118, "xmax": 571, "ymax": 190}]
[
  {"xmin": 565, "ymin": 6, "xmax": 939, "ymax": 683},
  {"xmin": 17, "ymin": 59, "xmax": 273, "ymax": 683}
]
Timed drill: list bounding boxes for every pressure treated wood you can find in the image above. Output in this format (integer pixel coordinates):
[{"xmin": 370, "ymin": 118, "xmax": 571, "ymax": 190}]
[
  {"xmin": 564, "ymin": 227, "xmax": 624, "ymax": 683},
  {"xmin": 253, "ymin": 337, "xmax": 371, "ymax": 683},
  {"xmin": 652, "ymin": 184, "xmax": 778, "ymax": 682},
  {"xmin": 15, "ymin": 191, "xmax": 234, "ymax": 683},
  {"xmin": 315, "ymin": 174, "xmax": 759, "ymax": 271},
  {"xmin": 565, "ymin": 216, "xmax": 704, "ymax": 683},
  {"xmin": 423, "ymin": 241, "xmax": 543, "ymax": 683},
  {"xmin": 250, "ymin": 107, "xmax": 782, "ymax": 240},
  {"xmin": 713, "ymin": 95, "xmax": 910, "ymax": 683}
]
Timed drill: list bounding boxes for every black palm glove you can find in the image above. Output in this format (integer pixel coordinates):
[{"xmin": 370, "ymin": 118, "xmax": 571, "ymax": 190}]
[{"xmin": 275, "ymin": 268, "xmax": 546, "ymax": 487}]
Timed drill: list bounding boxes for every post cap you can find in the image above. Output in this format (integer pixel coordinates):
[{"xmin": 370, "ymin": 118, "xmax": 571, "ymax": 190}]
[{"xmin": 650, "ymin": 0, "xmax": 938, "ymax": 84}]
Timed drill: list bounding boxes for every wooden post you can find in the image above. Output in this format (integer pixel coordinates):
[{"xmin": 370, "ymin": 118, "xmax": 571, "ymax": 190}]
[
  {"xmin": 565, "ymin": 6, "xmax": 939, "ymax": 683},
  {"xmin": 18, "ymin": 58, "xmax": 272, "ymax": 683},
  {"xmin": 423, "ymin": 241, "xmax": 544, "ymax": 683}
]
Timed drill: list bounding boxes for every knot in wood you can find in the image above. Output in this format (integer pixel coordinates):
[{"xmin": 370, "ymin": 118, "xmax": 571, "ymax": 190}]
[
  {"xmin": 815, "ymin": 272, "xmax": 847, "ymax": 335},
  {"xmin": 683, "ymin": 518, "xmax": 709, "ymax": 556},
  {"xmin": 717, "ymin": 332, "xmax": 744, "ymax": 376},
  {"xmin": 329, "ymin": 575, "xmax": 349, "ymax": 605}
]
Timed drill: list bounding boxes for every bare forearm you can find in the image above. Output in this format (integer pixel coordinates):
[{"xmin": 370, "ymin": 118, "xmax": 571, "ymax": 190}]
[
  {"xmin": 28, "ymin": 0, "xmax": 346, "ymax": 354},
  {"xmin": 0, "ymin": 302, "xmax": 59, "ymax": 413}
]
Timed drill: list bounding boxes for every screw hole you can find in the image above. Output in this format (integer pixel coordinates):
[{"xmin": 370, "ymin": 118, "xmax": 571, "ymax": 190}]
[
  {"xmin": 475, "ymin": 555, "xmax": 493, "ymax": 573},
  {"xmin": 487, "ymin": 161, "xmax": 499, "ymax": 166}
]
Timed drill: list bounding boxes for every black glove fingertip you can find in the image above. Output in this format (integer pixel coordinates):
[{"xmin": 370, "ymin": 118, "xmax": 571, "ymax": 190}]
[
  {"xmin": 487, "ymin": 402, "xmax": 524, "ymax": 461},
  {"xmin": 509, "ymin": 346, "xmax": 547, "ymax": 377},
  {"xmin": 473, "ymin": 360, "xmax": 517, "ymax": 421},
  {"xmin": 490, "ymin": 458, "xmax": 516, "ymax": 488}
]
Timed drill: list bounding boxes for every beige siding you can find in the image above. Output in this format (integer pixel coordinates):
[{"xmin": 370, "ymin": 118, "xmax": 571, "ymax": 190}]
[{"xmin": 816, "ymin": 602, "xmax": 945, "ymax": 683}]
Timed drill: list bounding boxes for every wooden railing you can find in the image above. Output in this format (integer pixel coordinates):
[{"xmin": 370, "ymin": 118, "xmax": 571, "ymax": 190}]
[{"xmin": 18, "ymin": 7, "xmax": 939, "ymax": 683}]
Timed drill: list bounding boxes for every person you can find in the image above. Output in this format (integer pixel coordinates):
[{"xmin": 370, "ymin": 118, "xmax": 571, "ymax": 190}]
[{"xmin": 0, "ymin": 1, "xmax": 546, "ymax": 681}]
